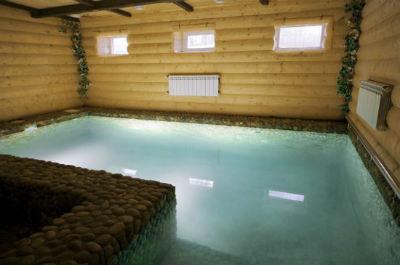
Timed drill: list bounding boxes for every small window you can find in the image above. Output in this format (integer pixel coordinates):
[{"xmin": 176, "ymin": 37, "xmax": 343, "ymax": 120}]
[
  {"xmin": 174, "ymin": 30, "xmax": 215, "ymax": 53},
  {"xmin": 274, "ymin": 24, "xmax": 328, "ymax": 51},
  {"xmin": 97, "ymin": 35, "xmax": 128, "ymax": 56}
]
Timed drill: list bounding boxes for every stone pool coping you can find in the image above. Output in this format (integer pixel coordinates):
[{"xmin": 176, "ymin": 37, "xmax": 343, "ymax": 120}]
[
  {"xmin": 0, "ymin": 107, "xmax": 347, "ymax": 138},
  {"xmin": 0, "ymin": 154, "xmax": 175, "ymax": 265}
]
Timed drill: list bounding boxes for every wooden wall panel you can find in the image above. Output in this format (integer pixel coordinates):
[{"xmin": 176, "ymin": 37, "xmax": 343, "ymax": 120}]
[
  {"xmin": 0, "ymin": 6, "xmax": 81, "ymax": 121},
  {"xmin": 81, "ymin": 0, "xmax": 347, "ymax": 120},
  {"xmin": 348, "ymin": 0, "xmax": 400, "ymax": 183}
]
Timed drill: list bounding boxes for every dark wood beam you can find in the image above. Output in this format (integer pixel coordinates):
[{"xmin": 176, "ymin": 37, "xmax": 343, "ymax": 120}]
[
  {"xmin": 0, "ymin": 0, "xmax": 80, "ymax": 22},
  {"xmin": 173, "ymin": 1, "xmax": 194, "ymax": 12},
  {"xmin": 107, "ymin": 9, "xmax": 132, "ymax": 17},
  {"xmin": 76, "ymin": 0, "xmax": 132, "ymax": 17},
  {"xmin": 259, "ymin": 0, "xmax": 269, "ymax": 4},
  {"xmin": 30, "ymin": 0, "xmax": 189, "ymax": 18}
]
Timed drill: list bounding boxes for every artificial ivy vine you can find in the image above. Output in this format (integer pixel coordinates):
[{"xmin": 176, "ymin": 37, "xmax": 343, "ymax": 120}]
[
  {"xmin": 336, "ymin": 0, "xmax": 366, "ymax": 113},
  {"xmin": 60, "ymin": 20, "xmax": 91, "ymax": 98}
]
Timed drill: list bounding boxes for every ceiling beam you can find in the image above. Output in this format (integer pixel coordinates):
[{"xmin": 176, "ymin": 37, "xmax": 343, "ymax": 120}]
[
  {"xmin": 76, "ymin": 0, "xmax": 132, "ymax": 17},
  {"xmin": 30, "ymin": 0, "xmax": 193, "ymax": 18},
  {"xmin": 0, "ymin": 0, "xmax": 80, "ymax": 22},
  {"xmin": 259, "ymin": 0, "xmax": 269, "ymax": 4},
  {"xmin": 173, "ymin": 1, "xmax": 194, "ymax": 12}
]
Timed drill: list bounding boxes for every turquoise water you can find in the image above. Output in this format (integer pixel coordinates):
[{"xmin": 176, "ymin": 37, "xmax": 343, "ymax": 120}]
[{"xmin": 1, "ymin": 116, "xmax": 400, "ymax": 265}]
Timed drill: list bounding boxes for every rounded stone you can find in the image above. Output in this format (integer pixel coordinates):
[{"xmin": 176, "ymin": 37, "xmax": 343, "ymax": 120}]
[
  {"xmin": 42, "ymin": 226, "xmax": 59, "ymax": 232},
  {"xmin": 76, "ymin": 211, "xmax": 90, "ymax": 217},
  {"xmin": 119, "ymin": 215, "xmax": 133, "ymax": 224},
  {"xmin": 45, "ymin": 231, "xmax": 57, "ymax": 240},
  {"xmin": 110, "ymin": 206, "xmax": 125, "ymax": 216},
  {"xmin": 72, "ymin": 205, "xmax": 86, "ymax": 213},
  {"xmin": 81, "ymin": 233, "xmax": 96, "ymax": 242},
  {"xmin": 74, "ymin": 226, "xmax": 90, "ymax": 234},
  {"xmin": 74, "ymin": 250, "xmax": 92, "ymax": 264},
  {"xmin": 85, "ymin": 242, "xmax": 102, "ymax": 253},
  {"xmin": 67, "ymin": 239, "xmax": 83, "ymax": 251},
  {"xmin": 109, "ymin": 222, "xmax": 125, "ymax": 237},
  {"xmin": 53, "ymin": 218, "xmax": 66, "ymax": 225},
  {"xmin": 95, "ymin": 234, "xmax": 113, "ymax": 246},
  {"xmin": 126, "ymin": 208, "xmax": 140, "ymax": 217},
  {"xmin": 31, "ymin": 237, "xmax": 45, "ymax": 248}
]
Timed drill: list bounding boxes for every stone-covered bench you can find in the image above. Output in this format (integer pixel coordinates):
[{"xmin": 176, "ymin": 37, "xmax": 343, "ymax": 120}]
[{"xmin": 0, "ymin": 154, "xmax": 176, "ymax": 265}]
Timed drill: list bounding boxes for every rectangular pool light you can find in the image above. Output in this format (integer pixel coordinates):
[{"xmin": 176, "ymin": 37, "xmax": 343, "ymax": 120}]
[
  {"xmin": 189, "ymin": 178, "xmax": 214, "ymax": 188},
  {"xmin": 268, "ymin": 190, "xmax": 304, "ymax": 202}
]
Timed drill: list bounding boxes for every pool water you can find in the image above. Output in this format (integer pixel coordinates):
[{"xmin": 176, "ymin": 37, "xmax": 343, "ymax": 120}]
[{"xmin": 1, "ymin": 116, "xmax": 399, "ymax": 265}]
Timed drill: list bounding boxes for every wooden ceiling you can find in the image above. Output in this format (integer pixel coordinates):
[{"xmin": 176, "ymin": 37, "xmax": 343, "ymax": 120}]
[{"xmin": 0, "ymin": 0, "xmax": 269, "ymax": 20}]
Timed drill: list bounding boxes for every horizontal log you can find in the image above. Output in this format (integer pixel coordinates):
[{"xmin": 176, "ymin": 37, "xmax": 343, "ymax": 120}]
[
  {"xmin": 87, "ymin": 49, "xmax": 344, "ymax": 64},
  {"xmin": 0, "ymin": 17, "xmax": 65, "ymax": 36},
  {"xmin": 87, "ymin": 90, "xmax": 343, "ymax": 108},
  {"xmin": 88, "ymin": 73, "xmax": 338, "ymax": 86},
  {"xmin": 0, "ymin": 65, "xmax": 76, "ymax": 77},
  {"xmin": 89, "ymin": 61, "xmax": 341, "ymax": 74},
  {"xmin": 91, "ymin": 82, "xmax": 338, "ymax": 98},
  {"xmin": 0, "ymin": 43, "xmax": 72, "ymax": 56},
  {"xmin": 0, "ymin": 96, "xmax": 82, "ymax": 121},
  {"xmin": 87, "ymin": 98, "xmax": 343, "ymax": 120},
  {"xmin": 0, "ymin": 85, "xmax": 77, "ymax": 99},
  {"xmin": 0, "ymin": 54, "xmax": 75, "ymax": 65},
  {"xmin": 0, "ymin": 74, "xmax": 78, "ymax": 88},
  {"xmin": 0, "ymin": 29, "xmax": 70, "ymax": 46}
]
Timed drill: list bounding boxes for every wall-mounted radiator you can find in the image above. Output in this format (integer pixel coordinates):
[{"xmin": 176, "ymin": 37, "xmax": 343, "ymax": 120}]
[
  {"xmin": 168, "ymin": 74, "xmax": 220, "ymax": 96},
  {"xmin": 356, "ymin": 80, "xmax": 393, "ymax": 130}
]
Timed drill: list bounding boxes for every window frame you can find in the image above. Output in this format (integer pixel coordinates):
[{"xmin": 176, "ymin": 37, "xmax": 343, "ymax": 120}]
[
  {"xmin": 96, "ymin": 34, "xmax": 129, "ymax": 57},
  {"xmin": 173, "ymin": 28, "xmax": 216, "ymax": 53},
  {"xmin": 273, "ymin": 17, "xmax": 333, "ymax": 53}
]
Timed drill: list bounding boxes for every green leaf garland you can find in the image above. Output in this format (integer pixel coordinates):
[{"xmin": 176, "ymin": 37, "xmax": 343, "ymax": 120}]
[
  {"xmin": 60, "ymin": 20, "xmax": 91, "ymax": 98},
  {"xmin": 337, "ymin": 0, "xmax": 366, "ymax": 113}
]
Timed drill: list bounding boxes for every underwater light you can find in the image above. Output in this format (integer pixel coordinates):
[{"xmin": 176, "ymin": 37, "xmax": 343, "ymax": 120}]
[
  {"xmin": 24, "ymin": 124, "xmax": 37, "ymax": 133},
  {"xmin": 268, "ymin": 190, "xmax": 304, "ymax": 202},
  {"xmin": 189, "ymin": 178, "xmax": 214, "ymax": 188}
]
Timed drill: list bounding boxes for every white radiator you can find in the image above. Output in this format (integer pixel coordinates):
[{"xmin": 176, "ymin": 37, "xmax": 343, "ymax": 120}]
[
  {"xmin": 356, "ymin": 80, "xmax": 393, "ymax": 130},
  {"xmin": 168, "ymin": 74, "xmax": 219, "ymax": 96}
]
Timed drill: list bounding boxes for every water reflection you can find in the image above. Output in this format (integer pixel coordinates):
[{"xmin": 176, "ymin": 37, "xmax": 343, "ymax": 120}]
[{"xmin": 268, "ymin": 190, "xmax": 305, "ymax": 202}]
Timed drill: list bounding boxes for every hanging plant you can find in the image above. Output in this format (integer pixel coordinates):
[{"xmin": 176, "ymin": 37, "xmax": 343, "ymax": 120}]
[
  {"xmin": 60, "ymin": 19, "xmax": 91, "ymax": 98},
  {"xmin": 336, "ymin": 0, "xmax": 366, "ymax": 113}
]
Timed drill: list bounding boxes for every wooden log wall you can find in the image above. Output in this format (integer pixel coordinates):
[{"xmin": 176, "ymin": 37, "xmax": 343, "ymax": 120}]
[
  {"xmin": 81, "ymin": 0, "xmax": 348, "ymax": 120},
  {"xmin": 348, "ymin": 0, "xmax": 400, "ymax": 184},
  {"xmin": 0, "ymin": 6, "xmax": 81, "ymax": 122}
]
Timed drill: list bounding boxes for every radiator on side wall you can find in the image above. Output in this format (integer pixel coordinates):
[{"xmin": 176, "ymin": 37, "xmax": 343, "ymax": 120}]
[
  {"xmin": 356, "ymin": 80, "xmax": 393, "ymax": 130},
  {"xmin": 168, "ymin": 74, "xmax": 220, "ymax": 96}
]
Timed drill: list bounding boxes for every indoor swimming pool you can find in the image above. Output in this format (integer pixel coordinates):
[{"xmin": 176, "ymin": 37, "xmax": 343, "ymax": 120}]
[{"xmin": 0, "ymin": 116, "xmax": 399, "ymax": 265}]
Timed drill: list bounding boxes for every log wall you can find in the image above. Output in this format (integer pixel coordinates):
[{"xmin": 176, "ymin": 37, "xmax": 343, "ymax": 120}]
[
  {"xmin": 348, "ymin": 0, "xmax": 400, "ymax": 185},
  {"xmin": 80, "ymin": 0, "xmax": 348, "ymax": 120},
  {"xmin": 0, "ymin": 6, "xmax": 81, "ymax": 121}
]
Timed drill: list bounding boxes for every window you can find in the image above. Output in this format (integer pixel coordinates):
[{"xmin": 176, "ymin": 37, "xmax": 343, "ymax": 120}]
[
  {"xmin": 274, "ymin": 23, "xmax": 328, "ymax": 51},
  {"xmin": 97, "ymin": 35, "xmax": 128, "ymax": 56},
  {"xmin": 174, "ymin": 30, "xmax": 215, "ymax": 53}
]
